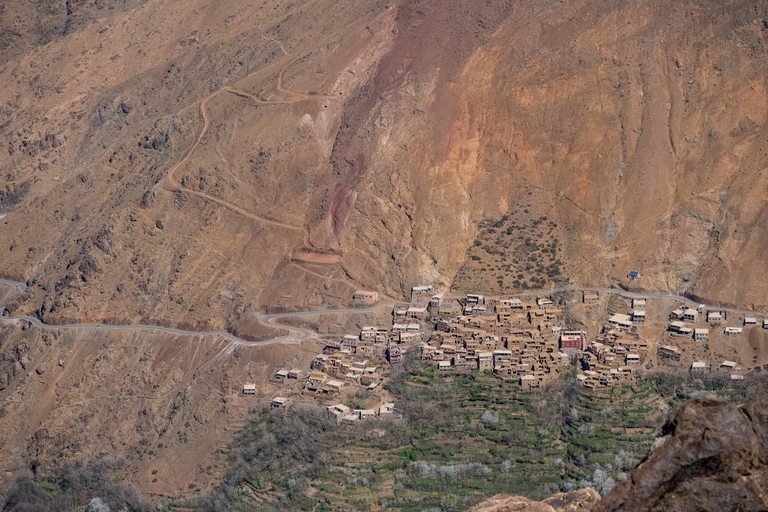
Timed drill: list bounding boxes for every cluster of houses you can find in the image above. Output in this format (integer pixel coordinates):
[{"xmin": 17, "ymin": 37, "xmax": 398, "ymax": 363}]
[
  {"xmin": 571, "ymin": 295, "xmax": 649, "ymax": 390},
  {"xmin": 666, "ymin": 304, "xmax": 768, "ymax": 339},
  {"xmin": 688, "ymin": 360, "xmax": 746, "ymax": 381},
  {"xmin": 294, "ymin": 286, "xmax": 443, "ymax": 400},
  {"xmin": 248, "ymin": 287, "xmax": 768, "ymax": 404},
  {"xmin": 326, "ymin": 401, "xmax": 396, "ymax": 426},
  {"xmin": 419, "ymin": 293, "xmax": 574, "ymax": 389},
  {"xmin": 578, "ymin": 333, "xmax": 648, "ymax": 390},
  {"xmin": 306, "ymin": 354, "xmax": 383, "ymax": 396}
]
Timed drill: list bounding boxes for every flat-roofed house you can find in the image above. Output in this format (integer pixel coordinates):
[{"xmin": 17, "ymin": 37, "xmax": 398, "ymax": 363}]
[
  {"xmin": 631, "ymin": 298, "xmax": 646, "ymax": 309},
  {"xmin": 668, "ymin": 321, "xmax": 686, "ymax": 333},
  {"xmin": 324, "ymin": 379, "xmax": 345, "ymax": 394},
  {"xmin": 353, "ymin": 290, "xmax": 379, "ymax": 304},
  {"xmin": 356, "ymin": 409, "xmax": 377, "ymax": 420},
  {"xmin": 306, "ymin": 371, "xmax": 327, "ymax": 391},
  {"xmin": 707, "ymin": 311, "xmax": 724, "ymax": 325},
  {"xmin": 360, "ymin": 327, "xmax": 378, "ymax": 342},
  {"xmin": 341, "ymin": 414, "xmax": 359, "ymax": 426},
  {"xmin": 393, "ymin": 304, "xmax": 409, "ymax": 320},
  {"xmin": 327, "ymin": 404, "xmax": 350, "ymax": 424},
  {"xmin": 537, "ymin": 297, "xmax": 554, "ymax": 309},
  {"xmin": 271, "ymin": 397, "xmax": 288, "ymax": 409},
  {"xmin": 683, "ymin": 309, "xmax": 699, "ymax": 322},
  {"xmin": 273, "ymin": 369, "xmax": 290, "ymax": 380},
  {"xmin": 406, "ymin": 306, "xmax": 428, "ymax": 320},
  {"xmin": 608, "ymin": 313, "xmax": 633, "ymax": 330},
  {"xmin": 659, "ymin": 345, "xmax": 682, "ymax": 360},
  {"xmin": 243, "ymin": 383, "xmax": 256, "ymax": 395},
  {"xmin": 724, "ymin": 327, "xmax": 743, "ymax": 337},
  {"xmin": 744, "ymin": 316, "xmax": 758, "ymax": 326},
  {"xmin": 356, "ymin": 341, "xmax": 375, "ymax": 356},
  {"xmin": 477, "ymin": 352, "xmax": 493, "ymax": 371},
  {"xmin": 583, "ymin": 291, "xmax": 600, "ymax": 304},
  {"xmin": 669, "ymin": 308, "xmax": 685, "ymax": 321},
  {"xmin": 411, "ymin": 285, "xmax": 433, "ymax": 303},
  {"xmin": 520, "ymin": 374, "xmax": 536, "ymax": 390},
  {"xmin": 406, "ymin": 323, "xmax": 420, "ymax": 332},
  {"xmin": 493, "ymin": 350, "xmax": 513, "ymax": 367},
  {"xmin": 560, "ymin": 330, "xmax": 584, "ymax": 351},
  {"xmin": 466, "ymin": 294, "xmax": 485, "ymax": 305},
  {"xmin": 694, "ymin": 328, "xmax": 709, "ymax": 341},
  {"xmin": 690, "ymin": 361, "xmax": 708, "ymax": 374},
  {"xmin": 392, "ymin": 323, "xmax": 409, "ymax": 332},
  {"xmin": 341, "ymin": 335, "xmax": 359, "ymax": 351},
  {"xmin": 387, "ymin": 344, "xmax": 402, "ymax": 364},
  {"xmin": 632, "ymin": 310, "xmax": 646, "ymax": 325}
]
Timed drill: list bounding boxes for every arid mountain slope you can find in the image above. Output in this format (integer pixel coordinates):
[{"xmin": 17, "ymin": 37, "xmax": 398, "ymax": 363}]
[
  {"xmin": 2, "ymin": 0, "xmax": 768, "ymax": 326},
  {"xmin": 0, "ymin": 318, "xmax": 319, "ymax": 495},
  {"xmin": 4, "ymin": 0, "xmax": 768, "ymax": 502},
  {"xmin": 335, "ymin": 0, "xmax": 768, "ymax": 308}
]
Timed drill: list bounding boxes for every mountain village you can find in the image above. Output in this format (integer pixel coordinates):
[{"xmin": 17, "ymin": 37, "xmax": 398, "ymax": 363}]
[{"xmin": 252, "ymin": 284, "xmax": 763, "ymax": 426}]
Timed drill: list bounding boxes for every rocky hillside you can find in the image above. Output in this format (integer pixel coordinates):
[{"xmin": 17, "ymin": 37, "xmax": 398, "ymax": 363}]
[
  {"xmin": 0, "ymin": 318, "xmax": 319, "ymax": 496},
  {"xmin": 2, "ymin": 0, "xmax": 768, "ymax": 329}
]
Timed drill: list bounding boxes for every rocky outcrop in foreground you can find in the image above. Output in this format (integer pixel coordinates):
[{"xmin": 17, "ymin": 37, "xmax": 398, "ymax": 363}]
[
  {"xmin": 468, "ymin": 489, "xmax": 600, "ymax": 511},
  {"xmin": 474, "ymin": 395, "xmax": 768, "ymax": 511},
  {"xmin": 595, "ymin": 395, "xmax": 768, "ymax": 511}
]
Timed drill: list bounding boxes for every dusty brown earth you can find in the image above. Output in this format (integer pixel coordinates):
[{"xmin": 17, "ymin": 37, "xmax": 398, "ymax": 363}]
[
  {"xmin": 2, "ymin": 0, "xmax": 768, "ymax": 500},
  {"xmin": 0, "ymin": 320, "xmax": 319, "ymax": 496},
  {"xmin": 3, "ymin": 0, "xmax": 768, "ymax": 328}
]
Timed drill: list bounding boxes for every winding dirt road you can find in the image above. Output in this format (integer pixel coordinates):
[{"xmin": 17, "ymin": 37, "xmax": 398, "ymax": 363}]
[
  {"xmin": 3, "ymin": 275, "xmax": 766, "ymax": 351},
  {"xmin": 0, "ymin": 278, "xmax": 392, "ymax": 346}
]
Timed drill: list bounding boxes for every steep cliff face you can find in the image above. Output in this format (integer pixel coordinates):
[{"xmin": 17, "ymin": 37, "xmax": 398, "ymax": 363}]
[
  {"xmin": 2, "ymin": 0, "xmax": 768, "ymax": 324},
  {"xmin": 336, "ymin": 0, "xmax": 768, "ymax": 306}
]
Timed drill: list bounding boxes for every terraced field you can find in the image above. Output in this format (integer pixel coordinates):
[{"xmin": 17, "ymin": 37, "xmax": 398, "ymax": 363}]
[
  {"xmin": 202, "ymin": 363, "xmax": 673, "ymax": 511},
  {"xmin": 311, "ymin": 371, "xmax": 570, "ymax": 511},
  {"xmin": 562, "ymin": 380, "xmax": 665, "ymax": 493}
]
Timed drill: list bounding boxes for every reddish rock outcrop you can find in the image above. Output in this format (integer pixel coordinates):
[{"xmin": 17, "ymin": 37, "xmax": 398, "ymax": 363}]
[{"xmin": 595, "ymin": 395, "xmax": 768, "ymax": 511}]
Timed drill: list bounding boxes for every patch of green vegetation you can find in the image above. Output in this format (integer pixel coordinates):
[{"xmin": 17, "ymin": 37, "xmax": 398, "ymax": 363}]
[
  {"xmin": 3, "ymin": 459, "xmax": 150, "ymax": 511},
  {"xmin": 453, "ymin": 206, "xmax": 565, "ymax": 293}
]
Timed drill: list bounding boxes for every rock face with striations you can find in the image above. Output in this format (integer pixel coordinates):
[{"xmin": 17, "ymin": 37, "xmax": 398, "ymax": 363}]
[{"xmin": 595, "ymin": 395, "xmax": 768, "ymax": 511}]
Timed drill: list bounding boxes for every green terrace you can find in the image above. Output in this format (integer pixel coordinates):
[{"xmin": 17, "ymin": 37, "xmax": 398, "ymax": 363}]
[{"xmin": 202, "ymin": 356, "xmax": 680, "ymax": 511}]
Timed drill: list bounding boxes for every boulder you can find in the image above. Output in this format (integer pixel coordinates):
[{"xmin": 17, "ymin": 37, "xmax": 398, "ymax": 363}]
[
  {"xmin": 594, "ymin": 395, "xmax": 768, "ymax": 511},
  {"xmin": 469, "ymin": 489, "xmax": 600, "ymax": 512}
]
